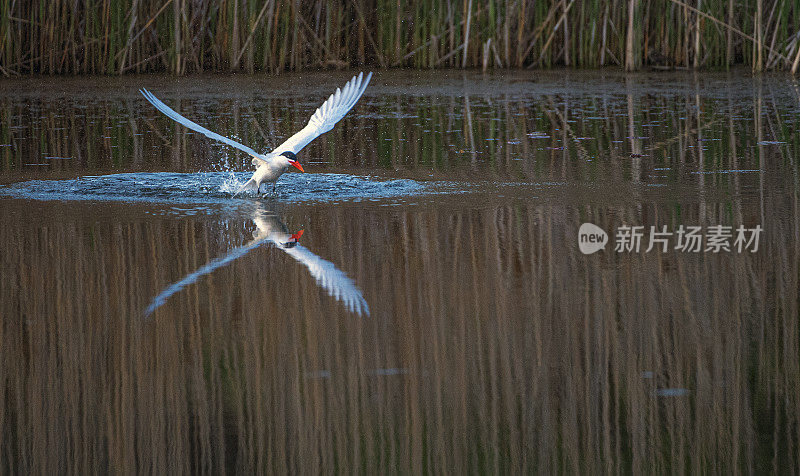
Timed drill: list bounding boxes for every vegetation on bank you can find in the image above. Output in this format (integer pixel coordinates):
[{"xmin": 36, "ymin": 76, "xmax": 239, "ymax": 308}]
[{"xmin": 1, "ymin": 0, "xmax": 799, "ymax": 76}]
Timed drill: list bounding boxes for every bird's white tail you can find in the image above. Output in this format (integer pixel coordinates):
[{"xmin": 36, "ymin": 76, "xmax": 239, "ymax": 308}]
[{"xmin": 233, "ymin": 178, "xmax": 258, "ymax": 197}]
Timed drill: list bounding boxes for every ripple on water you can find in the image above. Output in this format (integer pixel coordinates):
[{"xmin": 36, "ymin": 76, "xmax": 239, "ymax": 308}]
[{"xmin": 0, "ymin": 172, "xmax": 430, "ymax": 205}]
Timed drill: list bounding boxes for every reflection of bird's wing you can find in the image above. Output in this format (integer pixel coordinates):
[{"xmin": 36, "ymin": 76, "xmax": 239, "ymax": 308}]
[
  {"xmin": 143, "ymin": 239, "xmax": 369, "ymax": 317},
  {"xmin": 282, "ymin": 245, "xmax": 370, "ymax": 316},
  {"xmin": 144, "ymin": 239, "xmax": 265, "ymax": 317},
  {"xmin": 140, "ymin": 88, "xmax": 262, "ymax": 159},
  {"xmin": 272, "ymin": 72, "xmax": 372, "ymax": 155}
]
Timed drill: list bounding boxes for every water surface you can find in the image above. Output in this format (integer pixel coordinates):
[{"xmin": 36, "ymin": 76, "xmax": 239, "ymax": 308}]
[{"xmin": 1, "ymin": 70, "xmax": 798, "ymax": 473}]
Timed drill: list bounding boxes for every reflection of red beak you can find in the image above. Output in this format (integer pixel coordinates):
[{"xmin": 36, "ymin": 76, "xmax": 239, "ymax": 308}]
[
  {"xmin": 290, "ymin": 229, "xmax": 304, "ymax": 241},
  {"xmin": 289, "ymin": 160, "xmax": 305, "ymax": 173}
]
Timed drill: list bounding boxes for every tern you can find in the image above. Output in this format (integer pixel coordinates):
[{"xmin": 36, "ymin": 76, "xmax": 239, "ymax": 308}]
[
  {"xmin": 144, "ymin": 205, "xmax": 369, "ymax": 317},
  {"xmin": 140, "ymin": 71, "xmax": 373, "ymax": 196}
]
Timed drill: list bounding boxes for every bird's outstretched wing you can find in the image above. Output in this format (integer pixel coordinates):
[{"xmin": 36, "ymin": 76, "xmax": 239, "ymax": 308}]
[
  {"xmin": 283, "ymin": 245, "xmax": 370, "ymax": 317},
  {"xmin": 140, "ymin": 88, "xmax": 262, "ymax": 159},
  {"xmin": 272, "ymin": 72, "xmax": 373, "ymax": 155}
]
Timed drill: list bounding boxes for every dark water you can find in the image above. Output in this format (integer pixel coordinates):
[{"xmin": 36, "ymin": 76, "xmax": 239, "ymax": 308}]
[{"xmin": 1, "ymin": 70, "xmax": 799, "ymax": 473}]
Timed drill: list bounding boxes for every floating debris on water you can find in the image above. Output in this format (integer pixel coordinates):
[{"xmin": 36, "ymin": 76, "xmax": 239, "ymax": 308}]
[
  {"xmin": 305, "ymin": 370, "xmax": 332, "ymax": 380},
  {"xmin": 367, "ymin": 368, "xmax": 410, "ymax": 376},
  {"xmin": 690, "ymin": 169, "xmax": 762, "ymax": 174},
  {"xmin": 656, "ymin": 388, "xmax": 690, "ymax": 397},
  {"xmin": 303, "ymin": 368, "xmax": 411, "ymax": 380}
]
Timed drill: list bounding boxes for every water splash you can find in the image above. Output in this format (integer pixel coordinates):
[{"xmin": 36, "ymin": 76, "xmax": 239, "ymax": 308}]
[{"xmin": 0, "ymin": 171, "xmax": 428, "ymax": 204}]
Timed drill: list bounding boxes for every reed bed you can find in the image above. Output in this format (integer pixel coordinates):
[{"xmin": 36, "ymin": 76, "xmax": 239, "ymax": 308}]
[{"xmin": 1, "ymin": 0, "xmax": 800, "ymax": 76}]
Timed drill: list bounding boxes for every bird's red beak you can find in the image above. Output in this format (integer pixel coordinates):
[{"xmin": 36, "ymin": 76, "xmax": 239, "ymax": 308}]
[
  {"xmin": 290, "ymin": 160, "xmax": 305, "ymax": 173},
  {"xmin": 290, "ymin": 229, "xmax": 304, "ymax": 241}
]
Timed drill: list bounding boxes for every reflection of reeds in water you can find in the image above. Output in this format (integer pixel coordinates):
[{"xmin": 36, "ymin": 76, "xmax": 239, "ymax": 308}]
[
  {"xmin": 0, "ymin": 192, "xmax": 798, "ymax": 472},
  {"xmin": 1, "ymin": 75, "xmax": 799, "ymax": 472},
  {"xmin": 3, "ymin": 75, "xmax": 800, "ymax": 183},
  {"xmin": 2, "ymin": 0, "xmax": 800, "ymax": 75}
]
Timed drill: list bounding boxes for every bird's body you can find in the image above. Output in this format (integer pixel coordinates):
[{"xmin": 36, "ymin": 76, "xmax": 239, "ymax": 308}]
[
  {"xmin": 253, "ymin": 158, "xmax": 291, "ymax": 186},
  {"xmin": 140, "ymin": 72, "xmax": 373, "ymax": 196},
  {"xmin": 237, "ymin": 151, "xmax": 301, "ymax": 195}
]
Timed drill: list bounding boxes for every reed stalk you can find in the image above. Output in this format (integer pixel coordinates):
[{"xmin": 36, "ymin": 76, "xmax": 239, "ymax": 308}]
[{"xmin": 1, "ymin": 0, "xmax": 799, "ymax": 75}]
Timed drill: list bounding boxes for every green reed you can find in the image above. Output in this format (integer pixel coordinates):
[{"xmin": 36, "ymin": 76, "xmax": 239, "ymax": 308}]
[{"xmin": 1, "ymin": 0, "xmax": 799, "ymax": 76}]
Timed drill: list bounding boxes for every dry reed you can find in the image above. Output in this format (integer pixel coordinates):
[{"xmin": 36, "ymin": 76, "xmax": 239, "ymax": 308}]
[{"xmin": 1, "ymin": 0, "xmax": 800, "ymax": 76}]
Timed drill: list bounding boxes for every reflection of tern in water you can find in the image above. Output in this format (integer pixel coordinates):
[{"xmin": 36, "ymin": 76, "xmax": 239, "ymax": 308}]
[{"xmin": 145, "ymin": 206, "xmax": 369, "ymax": 317}]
